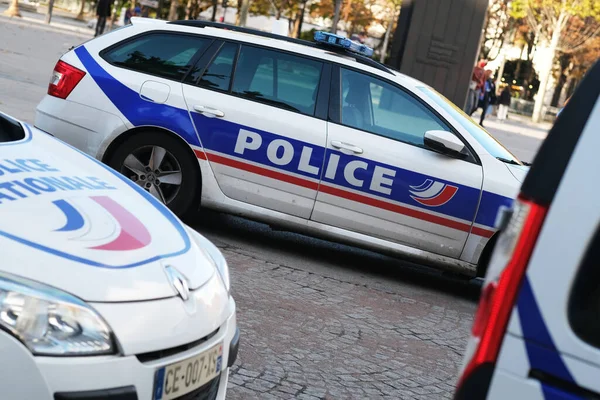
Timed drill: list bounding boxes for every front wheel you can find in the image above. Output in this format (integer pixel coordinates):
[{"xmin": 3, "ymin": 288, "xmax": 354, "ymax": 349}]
[{"xmin": 107, "ymin": 130, "xmax": 200, "ymax": 218}]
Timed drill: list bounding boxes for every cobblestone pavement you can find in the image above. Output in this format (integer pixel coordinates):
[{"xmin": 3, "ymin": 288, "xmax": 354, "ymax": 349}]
[{"xmin": 195, "ymin": 213, "xmax": 480, "ymax": 400}]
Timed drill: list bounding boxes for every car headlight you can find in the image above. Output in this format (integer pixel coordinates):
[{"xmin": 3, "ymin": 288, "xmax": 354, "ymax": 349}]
[
  {"xmin": 0, "ymin": 272, "xmax": 116, "ymax": 356},
  {"xmin": 187, "ymin": 228, "xmax": 231, "ymax": 292}
]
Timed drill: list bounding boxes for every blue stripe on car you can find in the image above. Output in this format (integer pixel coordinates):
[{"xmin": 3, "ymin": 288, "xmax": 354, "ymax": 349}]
[
  {"xmin": 517, "ymin": 277, "xmax": 575, "ymax": 384},
  {"xmin": 74, "ymin": 46, "xmax": 202, "ymax": 147},
  {"xmin": 75, "ymin": 45, "xmax": 513, "ymax": 229}
]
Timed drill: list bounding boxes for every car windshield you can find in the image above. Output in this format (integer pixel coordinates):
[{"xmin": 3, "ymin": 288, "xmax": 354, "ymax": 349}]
[
  {"xmin": 418, "ymin": 86, "xmax": 522, "ymax": 164},
  {"xmin": 0, "ymin": 114, "xmax": 25, "ymax": 143}
]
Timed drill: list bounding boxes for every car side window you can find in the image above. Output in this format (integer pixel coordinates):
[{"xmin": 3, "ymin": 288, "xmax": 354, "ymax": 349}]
[
  {"xmin": 198, "ymin": 42, "xmax": 238, "ymax": 92},
  {"xmin": 232, "ymin": 45, "xmax": 323, "ymax": 116},
  {"xmin": 102, "ymin": 33, "xmax": 210, "ymax": 81},
  {"xmin": 341, "ymin": 68, "xmax": 451, "ymax": 148}
]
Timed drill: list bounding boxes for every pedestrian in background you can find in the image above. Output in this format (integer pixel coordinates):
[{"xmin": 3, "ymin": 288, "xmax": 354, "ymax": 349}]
[
  {"xmin": 497, "ymin": 85, "xmax": 511, "ymax": 122},
  {"xmin": 124, "ymin": 6, "xmax": 132, "ymax": 24},
  {"xmin": 476, "ymin": 70, "xmax": 496, "ymax": 127},
  {"xmin": 95, "ymin": 0, "xmax": 113, "ymax": 37},
  {"xmin": 466, "ymin": 60, "xmax": 487, "ymax": 115}
]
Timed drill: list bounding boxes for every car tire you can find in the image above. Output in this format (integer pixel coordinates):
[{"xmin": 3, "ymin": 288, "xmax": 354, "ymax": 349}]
[
  {"xmin": 107, "ymin": 130, "xmax": 200, "ymax": 218},
  {"xmin": 476, "ymin": 234, "xmax": 498, "ymax": 278}
]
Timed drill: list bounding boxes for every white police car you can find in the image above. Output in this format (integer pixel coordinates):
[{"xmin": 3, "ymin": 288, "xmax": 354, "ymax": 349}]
[
  {"xmin": 455, "ymin": 62, "xmax": 600, "ymax": 398},
  {"xmin": 0, "ymin": 111, "xmax": 238, "ymax": 400},
  {"xmin": 34, "ymin": 18, "xmax": 528, "ymax": 277}
]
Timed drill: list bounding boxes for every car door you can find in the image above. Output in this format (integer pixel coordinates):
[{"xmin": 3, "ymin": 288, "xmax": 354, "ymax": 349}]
[
  {"xmin": 311, "ymin": 66, "xmax": 483, "ymax": 258},
  {"xmin": 182, "ymin": 41, "xmax": 330, "ymax": 219}
]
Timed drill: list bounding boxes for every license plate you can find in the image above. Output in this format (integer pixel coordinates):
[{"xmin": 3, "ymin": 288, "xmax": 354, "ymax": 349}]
[{"xmin": 154, "ymin": 343, "xmax": 223, "ymax": 400}]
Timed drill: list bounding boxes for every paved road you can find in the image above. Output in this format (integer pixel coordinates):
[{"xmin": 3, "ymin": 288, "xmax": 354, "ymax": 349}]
[
  {"xmin": 191, "ymin": 211, "xmax": 480, "ymax": 399},
  {"xmin": 0, "ymin": 17, "xmax": 546, "ymax": 399}
]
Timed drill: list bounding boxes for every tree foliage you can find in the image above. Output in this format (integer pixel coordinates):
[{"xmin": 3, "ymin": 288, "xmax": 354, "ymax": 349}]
[
  {"xmin": 480, "ymin": 0, "xmax": 512, "ymax": 60},
  {"xmin": 509, "ymin": 0, "xmax": 600, "ymax": 121},
  {"xmin": 510, "ymin": 0, "xmax": 600, "ymax": 48},
  {"xmin": 310, "ymin": 0, "xmax": 374, "ymax": 34}
]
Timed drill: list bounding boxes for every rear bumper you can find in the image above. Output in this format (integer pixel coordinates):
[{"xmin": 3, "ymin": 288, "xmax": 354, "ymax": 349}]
[{"xmin": 35, "ymin": 95, "xmax": 126, "ymax": 160}]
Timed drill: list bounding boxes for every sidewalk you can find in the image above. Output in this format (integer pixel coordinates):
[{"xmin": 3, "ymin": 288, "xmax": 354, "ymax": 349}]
[
  {"xmin": 471, "ymin": 110, "xmax": 550, "ymax": 163},
  {"xmin": 0, "ymin": 3, "xmax": 94, "ymax": 36}
]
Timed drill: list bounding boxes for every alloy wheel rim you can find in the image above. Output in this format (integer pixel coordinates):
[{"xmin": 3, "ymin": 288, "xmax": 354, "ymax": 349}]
[{"xmin": 120, "ymin": 145, "xmax": 182, "ymax": 205}]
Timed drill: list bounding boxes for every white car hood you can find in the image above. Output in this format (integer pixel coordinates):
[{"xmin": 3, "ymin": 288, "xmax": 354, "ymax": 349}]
[
  {"xmin": 0, "ymin": 126, "xmax": 215, "ymax": 302},
  {"xmin": 504, "ymin": 163, "xmax": 530, "ymax": 183}
]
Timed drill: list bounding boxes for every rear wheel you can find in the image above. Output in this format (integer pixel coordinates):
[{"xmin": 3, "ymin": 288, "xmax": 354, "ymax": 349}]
[{"xmin": 107, "ymin": 130, "xmax": 200, "ymax": 218}]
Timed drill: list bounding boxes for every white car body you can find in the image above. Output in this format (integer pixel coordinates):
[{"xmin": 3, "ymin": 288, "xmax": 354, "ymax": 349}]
[
  {"xmin": 455, "ymin": 61, "xmax": 600, "ymax": 398},
  {"xmin": 0, "ymin": 112, "xmax": 238, "ymax": 400},
  {"xmin": 35, "ymin": 17, "xmax": 527, "ymax": 276}
]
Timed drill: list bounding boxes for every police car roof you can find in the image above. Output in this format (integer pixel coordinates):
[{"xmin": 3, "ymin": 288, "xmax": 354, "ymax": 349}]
[
  {"xmin": 129, "ymin": 18, "xmax": 410, "ymax": 80},
  {"xmin": 168, "ymin": 20, "xmax": 393, "ymax": 75}
]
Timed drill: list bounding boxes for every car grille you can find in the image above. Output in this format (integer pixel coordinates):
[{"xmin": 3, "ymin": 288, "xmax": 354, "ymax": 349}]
[
  {"xmin": 136, "ymin": 328, "xmax": 220, "ymax": 363},
  {"xmin": 174, "ymin": 376, "xmax": 221, "ymax": 400}
]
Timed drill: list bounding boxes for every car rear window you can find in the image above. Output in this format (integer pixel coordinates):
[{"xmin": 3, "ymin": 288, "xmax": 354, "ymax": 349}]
[
  {"xmin": 0, "ymin": 114, "xmax": 25, "ymax": 143},
  {"xmin": 102, "ymin": 33, "xmax": 211, "ymax": 81}
]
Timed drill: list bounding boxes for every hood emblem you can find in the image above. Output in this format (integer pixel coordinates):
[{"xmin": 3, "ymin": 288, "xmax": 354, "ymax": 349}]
[{"xmin": 165, "ymin": 265, "xmax": 190, "ymax": 301}]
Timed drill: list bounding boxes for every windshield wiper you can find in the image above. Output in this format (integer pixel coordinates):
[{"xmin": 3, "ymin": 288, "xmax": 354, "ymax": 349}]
[{"xmin": 496, "ymin": 157, "xmax": 523, "ymax": 166}]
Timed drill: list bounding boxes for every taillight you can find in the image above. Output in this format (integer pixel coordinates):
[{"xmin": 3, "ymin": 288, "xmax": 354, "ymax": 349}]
[
  {"xmin": 48, "ymin": 60, "xmax": 86, "ymax": 99},
  {"xmin": 455, "ymin": 195, "xmax": 548, "ymax": 397}
]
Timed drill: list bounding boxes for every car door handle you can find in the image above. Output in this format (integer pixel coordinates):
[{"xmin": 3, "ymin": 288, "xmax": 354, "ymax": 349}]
[
  {"xmin": 193, "ymin": 105, "xmax": 225, "ymax": 117},
  {"xmin": 330, "ymin": 140, "xmax": 363, "ymax": 154}
]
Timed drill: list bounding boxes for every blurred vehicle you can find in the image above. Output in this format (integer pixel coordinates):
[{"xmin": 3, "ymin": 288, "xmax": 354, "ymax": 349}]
[
  {"xmin": 0, "ymin": 111, "xmax": 238, "ymax": 400},
  {"xmin": 455, "ymin": 61, "xmax": 600, "ymax": 398},
  {"xmin": 35, "ymin": 18, "xmax": 529, "ymax": 278}
]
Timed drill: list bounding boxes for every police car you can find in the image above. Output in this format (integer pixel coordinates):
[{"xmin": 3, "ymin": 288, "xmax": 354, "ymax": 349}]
[
  {"xmin": 0, "ymin": 111, "xmax": 238, "ymax": 400},
  {"xmin": 455, "ymin": 61, "xmax": 600, "ymax": 398},
  {"xmin": 35, "ymin": 18, "xmax": 528, "ymax": 278}
]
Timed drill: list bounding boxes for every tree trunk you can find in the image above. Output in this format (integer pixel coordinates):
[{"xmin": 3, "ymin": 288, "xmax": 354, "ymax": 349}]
[
  {"xmin": 551, "ymin": 54, "xmax": 569, "ymax": 107},
  {"xmin": 288, "ymin": 12, "xmax": 296, "ymax": 35},
  {"xmin": 532, "ymin": 11, "xmax": 567, "ymax": 123},
  {"xmin": 3, "ymin": 0, "xmax": 21, "ymax": 17},
  {"xmin": 379, "ymin": 10, "xmax": 395, "ymax": 63},
  {"xmin": 276, "ymin": 1, "xmax": 284, "ymax": 20},
  {"xmin": 331, "ymin": 0, "xmax": 341, "ymax": 34},
  {"xmin": 494, "ymin": 50, "xmax": 506, "ymax": 90},
  {"xmin": 237, "ymin": 0, "xmax": 249, "ymax": 26},
  {"xmin": 565, "ymin": 77, "xmax": 577, "ymax": 98},
  {"xmin": 169, "ymin": 0, "xmax": 179, "ymax": 20},
  {"xmin": 294, "ymin": 0, "xmax": 307, "ymax": 37},
  {"xmin": 184, "ymin": 0, "xmax": 193, "ymax": 19},
  {"xmin": 210, "ymin": 0, "xmax": 217, "ymax": 21},
  {"xmin": 108, "ymin": 1, "xmax": 117, "ymax": 30},
  {"xmin": 76, "ymin": 0, "xmax": 86, "ymax": 20},
  {"xmin": 45, "ymin": 0, "xmax": 55, "ymax": 23}
]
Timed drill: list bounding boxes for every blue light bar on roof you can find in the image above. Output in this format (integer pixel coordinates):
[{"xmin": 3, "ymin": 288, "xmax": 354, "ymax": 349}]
[{"xmin": 313, "ymin": 31, "xmax": 374, "ymax": 58}]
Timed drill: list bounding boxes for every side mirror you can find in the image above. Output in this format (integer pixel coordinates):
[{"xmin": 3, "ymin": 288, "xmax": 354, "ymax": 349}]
[{"xmin": 424, "ymin": 130, "xmax": 466, "ymax": 158}]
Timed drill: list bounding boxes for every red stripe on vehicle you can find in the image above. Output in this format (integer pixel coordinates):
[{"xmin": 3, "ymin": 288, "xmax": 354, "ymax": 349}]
[
  {"xmin": 200, "ymin": 152, "xmax": 495, "ymax": 238},
  {"xmin": 205, "ymin": 153, "xmax": 320, "ymax": 191},
  {"xmin": 412, "ymin": 185, "xmax": 458, "ymax": 207},
  {"xmin": 318, "ymin": 184, "xmax": 472, "ymax": 233},
  {"xmin": 194, "ymin": 149, "xmax": 207, "ymax": 160},
  {"xmin": 471, "ymin": 226, "xmax": 495, "ymax": 238}
]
